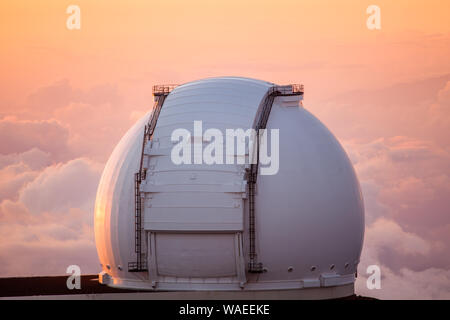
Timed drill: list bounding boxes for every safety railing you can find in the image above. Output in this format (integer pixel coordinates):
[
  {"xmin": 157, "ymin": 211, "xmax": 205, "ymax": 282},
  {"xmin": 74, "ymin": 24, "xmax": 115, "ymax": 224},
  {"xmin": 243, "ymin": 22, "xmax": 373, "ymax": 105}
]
[
  {"xmin": 270, "ymin": 84, "xmax": 304, "ymax": 96},
  {"xmin": 152, "ymin": 84, "xmax": 178, "ymax": 96}
]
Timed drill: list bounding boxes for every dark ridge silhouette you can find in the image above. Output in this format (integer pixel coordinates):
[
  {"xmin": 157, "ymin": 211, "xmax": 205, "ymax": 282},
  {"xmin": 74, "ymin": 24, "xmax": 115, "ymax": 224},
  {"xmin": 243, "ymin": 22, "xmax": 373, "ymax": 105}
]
[{"xmin": 0, "ymin": 275, "xmax": 376, "ymax": 299}]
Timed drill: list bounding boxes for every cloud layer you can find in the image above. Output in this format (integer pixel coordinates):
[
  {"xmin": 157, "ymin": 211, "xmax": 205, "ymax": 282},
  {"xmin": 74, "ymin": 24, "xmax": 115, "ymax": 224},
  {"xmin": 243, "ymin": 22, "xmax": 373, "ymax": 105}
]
[
  {"xmin": 0, "ymin": 156, "xmax": 102, "ymax": 276},
  {"xmin": 325, "ymin": 77, "xmax": 450, "ymax": 299},
  {"xmin": 0, "ymin": 80, "xmax": 143, "ymax": 277}
]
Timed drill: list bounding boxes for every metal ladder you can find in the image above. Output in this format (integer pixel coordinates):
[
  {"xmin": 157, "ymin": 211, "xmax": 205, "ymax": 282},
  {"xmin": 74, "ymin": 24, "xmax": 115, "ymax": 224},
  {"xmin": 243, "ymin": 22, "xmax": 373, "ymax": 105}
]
[
  {"xmin": 128, "ymin": 85, "xmax": 177, "ymax": 272},
  {"xmin": 247, "ymin": 84, "xmax": 304, "ymax": 273}
]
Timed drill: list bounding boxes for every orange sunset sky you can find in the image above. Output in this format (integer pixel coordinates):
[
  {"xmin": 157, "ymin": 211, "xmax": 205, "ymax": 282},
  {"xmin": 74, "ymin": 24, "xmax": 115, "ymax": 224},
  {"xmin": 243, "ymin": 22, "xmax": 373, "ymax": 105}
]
[{"xmin": 0, "ymin": 0, "xmax": 449, "ymax": 299}]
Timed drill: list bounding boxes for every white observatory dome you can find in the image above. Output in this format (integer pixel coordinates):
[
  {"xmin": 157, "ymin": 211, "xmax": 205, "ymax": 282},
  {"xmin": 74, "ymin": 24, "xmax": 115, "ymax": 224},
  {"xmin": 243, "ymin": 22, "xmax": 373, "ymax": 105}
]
[{"xmin": 94, "ymin": 77, "xmax": 364, "ymax": 299}]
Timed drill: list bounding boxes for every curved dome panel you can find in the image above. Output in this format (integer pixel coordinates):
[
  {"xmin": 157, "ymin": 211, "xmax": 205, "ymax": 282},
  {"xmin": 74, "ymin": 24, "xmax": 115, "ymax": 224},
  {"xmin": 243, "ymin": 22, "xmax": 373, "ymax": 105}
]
[
  {"xmin": 254, "ymin": 96, "xmax": 364, "ymax": 285},
  {"xmin": 94, "ymin": 113, "xmax": 150, "ymax": 283}
]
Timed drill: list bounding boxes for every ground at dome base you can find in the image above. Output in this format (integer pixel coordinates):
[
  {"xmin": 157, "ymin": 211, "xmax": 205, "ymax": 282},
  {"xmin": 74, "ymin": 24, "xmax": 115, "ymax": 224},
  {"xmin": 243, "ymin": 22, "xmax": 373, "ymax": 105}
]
[{"xmin": 0, "ymin": 274, "xmax": 376, "ymax": 300}]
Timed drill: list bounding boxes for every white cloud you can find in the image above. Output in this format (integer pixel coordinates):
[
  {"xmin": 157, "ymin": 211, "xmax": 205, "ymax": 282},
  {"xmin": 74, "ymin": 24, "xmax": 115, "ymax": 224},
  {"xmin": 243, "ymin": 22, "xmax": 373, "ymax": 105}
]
[
  {"xmin": 345, "ymin": 135, "xmax": 450, "ymax": 299},
  {"xmin": 19, "ymin": 158, "xmax": 102, "ymax": 215},
  {"xmin": 0, "ymin": 158, "xmax": 102, "ymax": 277},
  {"xmin": 366, "ymin": 218, "xmax": 431, "ymax": 256},
  {"xmin": 356, "ymin": 264, "xmax": 450, "ymax": 300}
]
